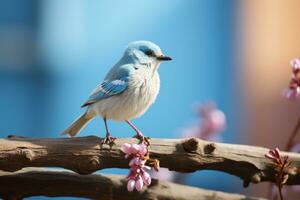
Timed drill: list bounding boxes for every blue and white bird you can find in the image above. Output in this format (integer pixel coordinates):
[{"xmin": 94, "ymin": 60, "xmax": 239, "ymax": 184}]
[{"xmin": 62, "ymin": 41, "xmax": 172, "ymax": 144}]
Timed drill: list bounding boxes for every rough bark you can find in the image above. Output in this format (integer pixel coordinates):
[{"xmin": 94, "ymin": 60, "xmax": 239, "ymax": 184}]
[
  {"xmin": 0, "ymin": 168, "xmax": 265, "ymax": 200},
  {"xmin": 0, "ymin": 135, "xmax": 300, "ymax": 187}
]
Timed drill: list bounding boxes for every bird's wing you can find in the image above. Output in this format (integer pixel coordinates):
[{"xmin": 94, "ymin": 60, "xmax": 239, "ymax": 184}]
[{"xmin": 81, "ymin": 76, "xmax": 129, "ymax": 107}]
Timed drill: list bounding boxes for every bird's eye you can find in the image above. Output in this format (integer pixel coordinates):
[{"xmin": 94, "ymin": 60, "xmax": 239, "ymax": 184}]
[{"xmin": 144, "ymin": 50, "xmax": 154, "ymax": 56}]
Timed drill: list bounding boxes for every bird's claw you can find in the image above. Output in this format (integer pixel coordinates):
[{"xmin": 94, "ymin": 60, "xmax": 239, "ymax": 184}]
[
  {"xmin": 102, "ymin": 135, "xmax": 116, "ymax": 146},
  {"xmin": 133, "ymin": 133, "xmax": 150, "ymax": 146}
]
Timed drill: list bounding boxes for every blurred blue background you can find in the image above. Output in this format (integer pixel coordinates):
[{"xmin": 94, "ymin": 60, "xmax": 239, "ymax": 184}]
[{"xmin": 0, "ymin": 0, "xmax": 242, "ymax": 199}]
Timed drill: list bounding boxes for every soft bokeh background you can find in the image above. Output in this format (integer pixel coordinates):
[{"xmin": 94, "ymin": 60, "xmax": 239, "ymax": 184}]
[{"xmin": 0, "ymin": 0, "xmax": 299, "ymax": 199}]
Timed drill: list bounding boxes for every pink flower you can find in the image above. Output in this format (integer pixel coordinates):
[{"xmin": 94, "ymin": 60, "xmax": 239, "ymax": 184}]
[
  {"xmin": 181, "ymin": 102, "xmax": 226, "ymax": 141},
  {"xmin": 121, "ymin": 142, "xmax": 155, "ymax": 192},
  {"xmin": 290, "ymin": 58, "xmax": 300, "ymax": 73},
  {"xmin": 127, "ymin": 175, "xmax": 148, "ymax": 192},
  {"xmin": 126, "ymin": 168, "xmax": 152, "ymax": 192},
  {"xmin": 129, "ymin": 157, "xmax": 146, "ymax": 167},
  {"xmin": 135, "ymin": 176, "xmax": 144, "ymax": 191},
  {"xmin": 197, "ymin": 102, "xmax": 226, "ymax": 140},
  {"xmin": 127, "ymin": 179, "xmax": 135, "ymax": 192},
  {"xmin": 141, "ymin": 170, "xmax": 151, "ymax": 185},
  {"xmin": 200, "ymin": 108, "xmax": 226, "ymax": 136},
  {"xmin": 182, "ymin": 102, "xmax": 226, "ymax": 140},
  {"xmin": 283, "ymin": 87, "xmax": 300, "ymax": 100},
  {"xmin": 121, "ymin": 143, "xmax": 147, "ymax": 158},
  {"xmin": 265, "ymin": 147, "xmax": 289, "ymax": 167},
  {"xmin": 283, "ymin": 58, "xmax": 300, "ymax": 100},
  {"xmin": 265, "ymin": 148, "xmax": 281, "ymax": 163}
]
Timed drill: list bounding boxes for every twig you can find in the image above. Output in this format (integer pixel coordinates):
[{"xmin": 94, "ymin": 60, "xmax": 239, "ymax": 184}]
[
  {"xmin": 268, "ymin": 117, "xmax": 300, "ymax": 199},
  {"xmin": 278, "ymin": 186, "xmax": 283, "ymax": 200}
]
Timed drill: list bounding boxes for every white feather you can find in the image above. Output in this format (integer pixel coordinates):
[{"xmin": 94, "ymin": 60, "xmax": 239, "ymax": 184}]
[{"xmin": 111, "ymin": 80, "xmax": 126, "ymax": 85}]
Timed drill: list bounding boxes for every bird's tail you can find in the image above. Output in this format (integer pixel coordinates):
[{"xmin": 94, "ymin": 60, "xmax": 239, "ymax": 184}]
[{"xmin": 61, "ymin": 112, "xmax": 93, "ymax": 137}]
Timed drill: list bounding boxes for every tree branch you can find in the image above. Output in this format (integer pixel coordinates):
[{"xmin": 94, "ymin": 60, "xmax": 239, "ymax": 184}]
[
  {"xmin": 0, "ymin": 136, "xmax": 300, "ymax": 187},
  {"xmin": 0, "ymin": 168, "xmax": 265, "ymax": 200}
]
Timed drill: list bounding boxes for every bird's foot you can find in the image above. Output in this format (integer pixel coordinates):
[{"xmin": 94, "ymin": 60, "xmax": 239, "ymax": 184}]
[
  {"xmin": 102, "ymin": 135, "xmax": 116, "ymax": 146},
  {"xmin": 133, "ymin": 133, "xmax": 150, "ymax": 146}
]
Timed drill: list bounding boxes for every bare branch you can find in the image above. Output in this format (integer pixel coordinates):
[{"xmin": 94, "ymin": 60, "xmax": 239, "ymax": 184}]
[
  {"xmin": 0, "ymin": 136, "xmax": 300, "ymax": 187},
  {"xmin": 0, "ymin": 168, "xmax": 265, "ymax": 200}
]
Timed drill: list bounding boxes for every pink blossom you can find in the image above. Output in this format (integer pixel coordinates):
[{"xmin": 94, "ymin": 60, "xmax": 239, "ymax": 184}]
[
  {"xmin": 126, "ymin": 168, "xmax": 152, "ymax": 192},
  {"xmin": 135, "ymin": 176, "xmax": 144, "ymax": 191},
  {"xmin": 290, "ymin": 58, "xmax": 300, "ymax": 73},
  {"xmin": 121, "ymin": 143, "xmax": 147, "ymax": 158},
  {"xmin": 282, "ymin": 87, "xmax": 300, "ymax": 100},
  {"xmin": 197, "ymin": 102, "xmax": 226, "ymax": 140},
  {"xmin": 129, "ymin": 157, "xmax": 146, "ymax": 167},
  {"xmin": 127, "ymin": 179, "xmax": 135, "ymax": 192},
  {"xmin": 200, "ymin": 108, "xmax": 226, "ymax": 136},
  {"xmin": 283, "ymin": 58, "xmax": 300, "ymax": 100},
  {"xmin": 141, "ymin": 170, "xmax": 151, "ymax": 185},
  {"xmin": 265, "ymin": 147, "xmax": 289, "ymax": 167},
  {"xmin": 121, "ymin": 142, "xmax": 154, "ymax": 192},
  {"xmin": 265, "ymin": 148, "xmax": 281, "ymax": 163},
  {"xmin": 181, "ymin": 102, "xmax": 226, "ymax": 141}
]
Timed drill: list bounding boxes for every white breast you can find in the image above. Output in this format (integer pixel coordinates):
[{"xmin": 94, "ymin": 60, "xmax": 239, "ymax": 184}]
[{"xmin": 89, "ymin": 70, "xmax": 160, "ymax": 121}]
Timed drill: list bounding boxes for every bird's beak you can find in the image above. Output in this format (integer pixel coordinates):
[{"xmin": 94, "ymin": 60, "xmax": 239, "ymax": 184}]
[{"xmin": 157, "ymin": 55, "xmax": 172, "ymax": 61}]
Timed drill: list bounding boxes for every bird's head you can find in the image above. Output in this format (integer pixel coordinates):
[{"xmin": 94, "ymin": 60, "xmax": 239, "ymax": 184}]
[{"xmin": 124, "ymin": 41, "xmax": 172, "ymax": 66}]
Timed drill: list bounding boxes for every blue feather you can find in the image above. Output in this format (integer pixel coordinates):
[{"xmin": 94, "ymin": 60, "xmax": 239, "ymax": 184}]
[
  {"xmin": 81, "ymin": 76, "xmax": 129, "ymax": 107},
  {"xmin": 81, "ymin": 64, "xmax": 136, "ymax": 107}
]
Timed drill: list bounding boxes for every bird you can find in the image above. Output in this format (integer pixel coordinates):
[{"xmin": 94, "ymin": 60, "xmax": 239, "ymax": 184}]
[{"xmin": 61, "ymin": 41, "xmax": 172, "ymax": 145}]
